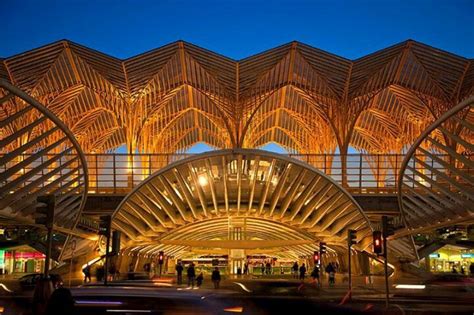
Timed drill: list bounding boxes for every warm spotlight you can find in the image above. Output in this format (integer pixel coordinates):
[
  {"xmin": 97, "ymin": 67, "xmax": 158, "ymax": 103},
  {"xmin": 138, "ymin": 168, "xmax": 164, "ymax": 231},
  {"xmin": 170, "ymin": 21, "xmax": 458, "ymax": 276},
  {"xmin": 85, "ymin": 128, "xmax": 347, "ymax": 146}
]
[{"xmin": 198, "ymin": 174, "xmax": 208, "ymax": 186}]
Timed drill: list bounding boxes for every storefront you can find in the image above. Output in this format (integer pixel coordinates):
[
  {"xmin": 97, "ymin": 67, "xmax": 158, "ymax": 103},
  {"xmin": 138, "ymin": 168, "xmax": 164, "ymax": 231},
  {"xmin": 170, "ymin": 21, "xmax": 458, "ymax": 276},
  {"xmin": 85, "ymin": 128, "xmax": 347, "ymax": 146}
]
[
  {"xmin": 1, "ymin": 246, "xmax": 46, "ymax": 274},
  {"xmin": 428, "ymin": 245, "xmax": 474, "ymax": 273}
]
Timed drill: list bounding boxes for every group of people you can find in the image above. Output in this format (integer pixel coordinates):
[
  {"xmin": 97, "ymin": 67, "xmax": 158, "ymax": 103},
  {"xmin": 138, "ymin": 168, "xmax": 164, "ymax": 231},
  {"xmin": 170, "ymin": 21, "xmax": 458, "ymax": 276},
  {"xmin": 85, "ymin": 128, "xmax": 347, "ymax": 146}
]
[
  {"xmin": 292, "ymin": 261, "xmax": 339, "ymax": 286},
  {"xmin": 175, "ymin": 261, "xmax": 222, "ymax": 289},
  {"xmin": 452, "ymin": 263, "xmax": 474, "ymax": 275},
  {"xmin": 82, "ymin": 262, "xmax": 119, "ymax": 283},
  {"xmin": 260, "ymin": 261, "xmax": 273, "ymax": 275},
  {"xmin": 291, "ymin": 262, "xmax": 308, "ymax": 280}
]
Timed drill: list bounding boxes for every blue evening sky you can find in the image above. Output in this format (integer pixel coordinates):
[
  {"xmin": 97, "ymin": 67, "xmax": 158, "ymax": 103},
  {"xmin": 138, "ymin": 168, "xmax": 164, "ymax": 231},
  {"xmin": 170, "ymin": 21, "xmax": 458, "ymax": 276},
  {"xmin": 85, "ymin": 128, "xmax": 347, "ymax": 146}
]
[{"xmin": 2, "ymin": 0, "xmax": 473, "ymax": 154}]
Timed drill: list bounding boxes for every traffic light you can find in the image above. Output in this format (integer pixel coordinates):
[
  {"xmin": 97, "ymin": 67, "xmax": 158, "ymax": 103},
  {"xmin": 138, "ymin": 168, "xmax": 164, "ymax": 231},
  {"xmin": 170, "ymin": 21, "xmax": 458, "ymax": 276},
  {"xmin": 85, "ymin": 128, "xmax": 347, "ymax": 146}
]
[
  {"xmin": 373, "ymin": 231, "xmax": 383, "ymax": 255},
  {"xmin": 348, "ymin": 229, "xmax": 357, "ymax": 247},
  {"xmin": 35, "ymin": 195, "xmax": 55, "ymax": 228},
  {"xmin": 382, "ymin": 216, "xmax": 395, "ymax": 238},
  {"xmin": 319, "ymin": 242, "xmax": 327, "ymax": 254},
  {"xmin": 313, "ymin": 251, "xmax": 320, "ymax": 264},
  {"xmin": 99, "ymin": 215, "xmax": 111, "ymax": 236},
  {"xmin": 158, "ymin": 251, "xmax": 165, "ymax": 265}
]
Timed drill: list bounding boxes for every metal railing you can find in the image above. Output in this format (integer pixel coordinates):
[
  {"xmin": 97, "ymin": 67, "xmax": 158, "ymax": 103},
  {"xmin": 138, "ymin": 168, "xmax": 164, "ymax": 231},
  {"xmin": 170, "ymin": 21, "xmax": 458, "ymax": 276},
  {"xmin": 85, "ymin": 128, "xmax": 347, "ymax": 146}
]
[
  {"xmin": 81, "ymin": 153, "xmax": 458, "ymax": 195},
  {"xmin": 3, "ymin": 152, "xmax": 464, "ymax": 195}
]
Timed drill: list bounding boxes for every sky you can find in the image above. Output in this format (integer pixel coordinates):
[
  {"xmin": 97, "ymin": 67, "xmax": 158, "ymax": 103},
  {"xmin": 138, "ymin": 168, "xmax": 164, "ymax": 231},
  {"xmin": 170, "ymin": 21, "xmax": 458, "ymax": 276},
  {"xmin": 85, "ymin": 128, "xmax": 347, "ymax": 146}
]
[
  {"xmin": 2, "ymin": 0, "xmax": 473, "ymax": 154},
  {"xmin": 2, "ymin": 0, "xmax": 473, "ymax": 60}
]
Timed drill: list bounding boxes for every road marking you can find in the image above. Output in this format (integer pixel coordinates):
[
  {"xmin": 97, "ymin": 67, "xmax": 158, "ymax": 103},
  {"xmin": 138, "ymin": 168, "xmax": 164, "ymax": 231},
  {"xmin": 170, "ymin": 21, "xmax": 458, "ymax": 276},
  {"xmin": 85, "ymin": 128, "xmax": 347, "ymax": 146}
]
[
  {"xmin": 233, "ymin": 282, "xmax": 252, "ymax": 293},
  {"xmin": 0, "ymin": 284, "xmax": 13, "ymax": 293}
]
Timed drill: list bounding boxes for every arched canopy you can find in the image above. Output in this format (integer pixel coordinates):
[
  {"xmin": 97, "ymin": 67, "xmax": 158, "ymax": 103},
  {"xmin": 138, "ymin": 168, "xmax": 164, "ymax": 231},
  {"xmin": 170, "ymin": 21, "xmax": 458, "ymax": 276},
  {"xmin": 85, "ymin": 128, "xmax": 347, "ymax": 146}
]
[
  {"xmin": 0, "ymin": 79, "xmax": 88, "ymax": 230},
  {"xmin": 398, "ymin": 96, "xmax": 474, "ymax": 233},
  {"xmin": 113, "ymin": 149, "xmax": 372, "ymax": 258},
  {"xmin": 2, "ymin": 40, "xmax": 472, "ymax": 155}
]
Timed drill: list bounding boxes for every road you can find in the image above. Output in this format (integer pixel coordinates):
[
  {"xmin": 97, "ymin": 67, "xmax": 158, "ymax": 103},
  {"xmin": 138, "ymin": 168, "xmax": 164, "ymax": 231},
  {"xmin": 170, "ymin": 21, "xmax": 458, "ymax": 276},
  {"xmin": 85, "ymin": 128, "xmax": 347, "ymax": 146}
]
[{"xmin": 0, "ymin": 274, "xmax": 472, "ymax": 314}]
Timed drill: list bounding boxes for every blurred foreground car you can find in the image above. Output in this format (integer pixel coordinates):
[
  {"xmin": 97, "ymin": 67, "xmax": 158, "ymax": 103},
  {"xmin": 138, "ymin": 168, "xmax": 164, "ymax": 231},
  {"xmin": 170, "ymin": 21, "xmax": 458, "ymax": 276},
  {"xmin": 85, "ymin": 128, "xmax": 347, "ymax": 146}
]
[
  {"xmin": 394, "ymin": 273, "xmax": 474, "ymax": 299},
  {"xmin": 19, "ymin": 273, "xmax": 63, "ymax": 289}
]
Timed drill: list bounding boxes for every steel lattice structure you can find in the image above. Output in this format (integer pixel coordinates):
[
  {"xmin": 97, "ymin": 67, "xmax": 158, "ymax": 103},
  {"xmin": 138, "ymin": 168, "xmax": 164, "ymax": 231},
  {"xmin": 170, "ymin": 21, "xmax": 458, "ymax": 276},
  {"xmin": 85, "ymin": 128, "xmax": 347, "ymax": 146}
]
[
  {"xmin": 0, "ymin": 79, "xmax": 88, "ymax": 232},
  {"xmin": 1, "ymin": 39, "xmax": 473, "ymax": 262},
  {"xmin": 113, "ymin": 149, "xmax": 373, "ymax": 259},
  {"xmin": 398, "ymin": 96, "xmax": 474, "ymax": 235},
  {"xmin": 1, "ymin": 40, "xmax": 472, "ymax": 165}
]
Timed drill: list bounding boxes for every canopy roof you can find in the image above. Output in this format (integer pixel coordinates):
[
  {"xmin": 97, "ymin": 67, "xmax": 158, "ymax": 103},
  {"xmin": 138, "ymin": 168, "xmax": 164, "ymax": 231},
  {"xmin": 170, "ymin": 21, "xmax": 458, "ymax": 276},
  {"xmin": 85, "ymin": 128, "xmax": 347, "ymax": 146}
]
[
  {"xmin": 1, "ymin": 40, "xmax": 472, "ymax": 154},
  {"xmin": 113, "ymin": 149, "xmax": 373, "ymax": 258}
]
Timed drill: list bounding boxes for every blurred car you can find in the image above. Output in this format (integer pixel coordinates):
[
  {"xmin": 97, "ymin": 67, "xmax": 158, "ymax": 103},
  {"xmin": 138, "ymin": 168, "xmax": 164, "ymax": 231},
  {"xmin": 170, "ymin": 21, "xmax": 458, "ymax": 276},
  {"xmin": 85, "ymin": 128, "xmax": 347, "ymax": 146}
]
[
  {"xmin": 19, "ymin": 273, "xmax": 63, "ymax": 289},
  {"xmin": 424, "ymin": 273, "xmax": 474, "ymax": 292},
  {"xmin": 394, "ymin": 273, "xmax": 474, "ymax": 299}
]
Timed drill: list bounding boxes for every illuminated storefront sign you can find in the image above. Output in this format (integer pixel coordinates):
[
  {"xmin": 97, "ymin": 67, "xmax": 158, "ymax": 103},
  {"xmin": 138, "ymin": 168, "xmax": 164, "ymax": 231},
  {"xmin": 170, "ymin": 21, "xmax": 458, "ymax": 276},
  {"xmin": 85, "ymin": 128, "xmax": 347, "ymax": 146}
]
[
  {"xmin": 0, "ymin": 250, "xmax": 4, "ymax": 270},
  {"xmin": 4, "ymin": 252, "xmax": 45, "ymax": 259},
  {"xmin": 460, "ymin": 253, "xmax": 474, "ymax": 258},
  {"xmin": 429, "ymin": 253, "xmax": 440, "ymax": 258}
]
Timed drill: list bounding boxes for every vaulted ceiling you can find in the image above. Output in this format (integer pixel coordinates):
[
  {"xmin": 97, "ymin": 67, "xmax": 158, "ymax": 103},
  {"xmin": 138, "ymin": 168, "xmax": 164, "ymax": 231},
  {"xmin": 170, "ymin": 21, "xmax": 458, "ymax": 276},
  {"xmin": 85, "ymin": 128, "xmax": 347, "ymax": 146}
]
[{"xmin": 1, "ymin": 40, "xmax": 473, "ymax": 155}]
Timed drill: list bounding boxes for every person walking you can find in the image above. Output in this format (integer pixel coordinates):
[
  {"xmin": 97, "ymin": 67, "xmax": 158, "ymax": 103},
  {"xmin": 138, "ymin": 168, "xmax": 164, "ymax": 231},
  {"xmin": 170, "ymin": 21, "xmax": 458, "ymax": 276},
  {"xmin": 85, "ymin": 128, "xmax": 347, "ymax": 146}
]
[
  {"xmin": 175, "ymin": 261, "xmax": 184, "ymax": 285},
  {"xmin": 82, "ymin": 265, "xmax": 91, "ymax": 283},
  {"xmin": 470, "ymin": 263, "xmax": 474, "ymax": 275},
  {"xmin": 299, "ymin": 263, "xmax": 306, "ymax": 281},
  {"xmin": 310, "ymin": 265, "xmax": 320, "ymax": 287},
  {"xmin": 326, "ymin": 262, "xmax": 335, "ymax": 286},
  {"xmin": 292, "ymin": 262, "xmax": 299, "ymax": 279},
  {"xmin": 196, "ymin": 272, "xmax": 204, "ymax": 288},
  {"xmin": 211, "ymin": 267, "xmax": 221, "ymax": 289},
  {"xmin": 265, "ymin": 262, "xmax": 272, "ymax": 275},
  {"xmin": 187, "ymin": 263, "xmax": 196, "ymax": 288},
  {"xmin": 261, "ymin": 263, "xmax": 265, "ymax": 275},
  {"xmin": 243, "ymin": 263, "xmax": 249, "ymax": 275}
]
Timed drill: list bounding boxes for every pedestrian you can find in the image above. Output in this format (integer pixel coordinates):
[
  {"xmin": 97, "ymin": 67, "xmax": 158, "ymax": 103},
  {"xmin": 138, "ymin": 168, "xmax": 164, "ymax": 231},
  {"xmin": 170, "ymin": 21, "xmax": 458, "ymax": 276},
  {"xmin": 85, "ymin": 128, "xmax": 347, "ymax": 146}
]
[
  {"xmin": 82, "ymin": 265, "xmax": 91, "ymax": 283},
  {"xmin": 196, "ymin": 273, "xmax": 203, "ymax": 288},
  {"xmin": 452, "ymin": 266, "xmax": 457, "ymax": 273},
  {"xmin": 461, "ymin": 266, "xmax": 465, "ymax": 275},
  {"xmin": 261, "ymin": 263, "xmax": 265, "ymax": 275},
  {"xmin": 243, "ymin": 263, "xmax": 249, "ymax": 275},
  {"xmin": 326, "ymin": 263, "xmax": 335, "ymax": 286},
  {"xmin": 187, "ymin": 263, "xmax": 196, "ymax": 288},
  {"xmin": 128, "ymin": 262, "xmax": 135, "ymax": 280},
  {"xmin": 292, "ymin": 262, "xmax": 299, "ymax": 279},
  {"xmin": 470, "ymin": 263, "xmax": 474, "ymax": 275},
  {"xmin": 212, "ymin": 267, "xmax": 221, "ymax": 289},
  {"xmin": 266, "ymin": 262, "xmax": 272, "ymax": 275},
  {"xmin": 310, "ymin": 265, "xmax": 320, "ymax": 287},
  {"xmin": 175, "ymin": 261, "xmax": 184, "ymax": 285},
  {"xmin": 32, "ymin": 276, "xmax": 53, "ymax": 315},
  {"xmin": 45, "ymin": 287, "xmax": 76, "ymax": 315},
  {"xmin": 299, "ymin": 263, "xmax": 306, "ymax": 281}
]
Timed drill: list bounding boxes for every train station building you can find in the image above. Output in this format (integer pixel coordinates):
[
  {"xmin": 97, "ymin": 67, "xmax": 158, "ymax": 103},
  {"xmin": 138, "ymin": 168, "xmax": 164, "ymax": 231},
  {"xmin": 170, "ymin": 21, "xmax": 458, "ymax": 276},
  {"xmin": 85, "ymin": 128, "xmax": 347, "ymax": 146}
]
[{"xmin": 0, "ymin": 40, "xmax": 472, "ymax": 276}]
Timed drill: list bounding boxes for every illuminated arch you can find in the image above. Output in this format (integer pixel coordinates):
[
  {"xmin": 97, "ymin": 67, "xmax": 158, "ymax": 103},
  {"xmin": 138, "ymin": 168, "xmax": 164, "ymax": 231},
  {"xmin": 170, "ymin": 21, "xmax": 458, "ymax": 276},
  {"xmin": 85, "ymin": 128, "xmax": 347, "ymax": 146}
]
[
  {"xmin": 398, "ymin": 95, "xmax": 474, "ymax": 232},
  {"xmin": 112, "ymin": 149, "xmax": 373, "ymax": 258},
  {"xmin": 0, "ymin": 79, "xmax": 88, "ymax": 231}
]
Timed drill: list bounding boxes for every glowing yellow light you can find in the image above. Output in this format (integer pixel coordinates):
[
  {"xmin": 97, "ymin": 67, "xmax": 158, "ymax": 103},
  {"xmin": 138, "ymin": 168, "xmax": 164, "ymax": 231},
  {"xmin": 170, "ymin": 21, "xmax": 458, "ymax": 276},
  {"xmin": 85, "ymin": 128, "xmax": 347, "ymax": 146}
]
[
  {"xmin": 198, "ymin": 174, "xmax": 208, "ymax": 186},
  {"xmin": 395, "ymin": 284, "xmax": 425, "ymax": 290},
  {"xmin": 223, "ymin": 306, "xmax": 244, "ymax": 313}
]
